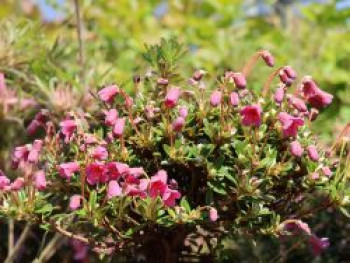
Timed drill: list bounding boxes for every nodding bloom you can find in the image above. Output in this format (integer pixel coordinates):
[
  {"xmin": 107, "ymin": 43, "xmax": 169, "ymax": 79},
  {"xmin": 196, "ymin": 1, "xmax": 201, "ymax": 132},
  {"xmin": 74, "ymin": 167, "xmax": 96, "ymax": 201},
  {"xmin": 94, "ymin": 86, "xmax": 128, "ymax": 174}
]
[
  {"xmin": 27, "ymin": 120, "xmax": 40, "ymax": 135},
  {"xmin": 10, "ymin": 178, "xmax": 25, "ymax": 191},
  {"xmin": 58, "ymin": 162, "xmax": 80, "ymax": 180},
  {"xmin": 279, "ymin": 69, "xmax": 293, "ymax": 86},
  {"xmin": 226, "ymin": 71, "xmax": 246, "ymax": 89},
  {"xmin": 0, "ymin": 171, "xmax": 10, "ymax": 190},
  {"xmin": 210, "ymin": 90, "xmax": 222, "ymax": 107},
  {"xmin": 321, "ymin": 166, "xmax": 332, "ymax": 177},
  {"xmin": 261, "ymin": 50, "xmax": 275, "ymax": 67},
  {"xmin": 107, "ymin": 180, "xmax": 122, "ymax": 199},
  {"xmin": 162, "ymin": 187, "xmax": 181, "ymax": 207},
  {"xmin": 274, "ymin": 86, "xmax": 285, "ymax": 104},
  {"xmin": 283, "ymin": 66, "xmax": 297, "ymax": 80},
  {"xmin": 164, "ymin": 87, "xmax": 181, "ymax": 108},
  {"xmin": 229, "ymin": 92, "xmax": 240, "ymax": 107},
  {"xmin": 107, "ymin": 162, "xmax": 129, "ymax": 180},
  {"xmin": 172, "ymin": 116, "xmax": 185, "ymax": 132},
  {"xmin": 69, "ymin": 195, "xmax": 82, "ymax": 210},
  {"xmin": 179, "ymin": 106, "xmax": 188, "ymax": 118},
  {"xmin": 59, "ymin": 119, "xmax": 77, "ymax": 141},
  {"xmin": 98, "ymin": 84, "xmax": 119, "ymax": 103},
  {"xmin": 309, "ymin": 236, "xmax": 329, "ymax": 256},
  {"xmin": 192, "ymin": 69, "xmax": 206, "ymax": 81},
  {"xmin": 307, "ymin": 145, "xmax": 319, "ymax": 162},
  {"xmin": 104, "ymin": 109, "xmax": 118, "ymax": 126},
  {"xmin": 288, "ymin": 96, "xmax": 308, "ymax": 112},
  {"xmin": 290, "ymin": 141, "xmax": 304, "ymax": 157},
  {"xmin": 278, "ymin": 112, "xmax": 304, "ymax": 137},
  {"xmin": 91, "ymin": 146, "xmax": 108, "ymax": 160},
  {"xmin": 209, "ymin": 207, "xmax": 218, "ymax": 222},
  {"xmin": 301, "ymin": 77, "xmax": 333, "ymax": 109},
  {"xmin": 86, "ymin": 162, "xmax": 108, "ymax": 185},
  {"xmin": 240, "ymin": 104, "xmax": 262, "ymax": 127},
  {"xmin": 28, "ymin": 140, "xmax": 43, "ymax": 164},
  {"xmin": 113, "ymin": 118, "xmax": 126, "ymax": 137},
  {"xmin": 34, "ymin": 170, "xmax": 47, "ymax": 190}
]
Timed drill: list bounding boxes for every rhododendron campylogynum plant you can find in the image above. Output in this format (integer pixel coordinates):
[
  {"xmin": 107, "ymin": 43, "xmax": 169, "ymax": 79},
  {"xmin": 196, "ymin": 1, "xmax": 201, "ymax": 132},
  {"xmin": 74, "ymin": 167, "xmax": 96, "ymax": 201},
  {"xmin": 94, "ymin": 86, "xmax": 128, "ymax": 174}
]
[{"xmin": 0, "ymin": 39, "xmax": 349, "ymax": 261}]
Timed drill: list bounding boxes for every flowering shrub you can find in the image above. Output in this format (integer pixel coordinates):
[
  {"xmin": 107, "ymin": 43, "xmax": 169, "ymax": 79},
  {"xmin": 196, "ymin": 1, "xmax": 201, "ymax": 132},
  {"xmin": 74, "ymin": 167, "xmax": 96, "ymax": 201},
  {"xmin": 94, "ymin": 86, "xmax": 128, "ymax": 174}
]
[{"xmin": 0, "ymin": 39, "xmax": 349, "ymax": 261}]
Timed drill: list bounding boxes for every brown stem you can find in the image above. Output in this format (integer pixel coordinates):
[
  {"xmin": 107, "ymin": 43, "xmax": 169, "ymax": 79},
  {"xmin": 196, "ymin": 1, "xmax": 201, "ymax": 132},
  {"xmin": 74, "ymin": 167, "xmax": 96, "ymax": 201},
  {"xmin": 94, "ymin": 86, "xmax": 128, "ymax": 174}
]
[
  {"xmin": 241, "ymin": 52, "xmax": 262, "ymax": 77},
  {"xmin": 8, "ymin": 219, "xmax": 14, "ymax": 257},
  {"xmin": 4, "ymin": 223, "xmax": 31, "ymax": 263},
  {"xmin": 262, "ymin": 66, "xmax": 284, "ymax": 96}
]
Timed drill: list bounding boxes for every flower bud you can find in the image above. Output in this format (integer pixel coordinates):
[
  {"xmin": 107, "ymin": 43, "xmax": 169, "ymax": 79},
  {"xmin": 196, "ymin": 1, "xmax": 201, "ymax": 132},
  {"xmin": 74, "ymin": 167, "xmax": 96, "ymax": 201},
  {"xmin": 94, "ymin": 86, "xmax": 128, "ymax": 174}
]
[
  {"xmin": 274, "ymin": 86, "xmax": 285, "ymax": 104},
  {"xmin": 172, "ymin": 117, "xmax": 185, "ymax": 132},
  {"xmin": 290, "ymin": 141, "xmax": 303, "ymax": 157},
  {"xmin": 230, "ymin": 92, "xmax": 240, "ymax": 107},
  {"xmin": 157, "ymin": 77, "xmax": 169, "ymax": 86},
  {"xmin": 209, "ymin": 207, "xmax": 218, "ymax": 222},
  {"xmin": 210, "ymin": 90, "xmax": 222, "ymax": 107},
  {"xmin": 261, "ymin": 50, "xmax": 275, "ymax": 67},
  {"xmin": 113, "ymin": 118, "xmax": 126, "ymax": 136},
  {"xmin": 69, "ymin": 195, "xmax": 82, "ymax": 210},
  {"xmin": 179, "ymin": 106, "xmax": 188, "ymax": 118},
  {"xmin": 164, "ymin": 87, "xmax": 181, "ymax": 108},
  {"xmin": 307, "ymin": 145, "xmax": 319, "ymax": 162},
  {"xmin": 34, "ymin": 170, "xmax": 47, "ymax": 190},
  {"xmin": 233, "ymin": 72, "xmax": 246, "ymax": 89}
]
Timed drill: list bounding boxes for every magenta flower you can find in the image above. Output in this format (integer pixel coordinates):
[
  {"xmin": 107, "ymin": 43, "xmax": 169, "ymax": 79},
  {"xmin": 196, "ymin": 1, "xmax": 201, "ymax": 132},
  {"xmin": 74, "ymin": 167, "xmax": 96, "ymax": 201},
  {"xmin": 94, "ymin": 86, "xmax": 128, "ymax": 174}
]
[
  {"xmin": 124, "ymin": 184, "xmax": 146, "ymax": 198},
  {"xmin": 261, "ymin": 50, "xmax": 275, "ymax": 67},
  {"xmin": 13, "ymin": 146, "xmax": 30, "ymax": 163},
  {"xmin": 86, "ymin": 162, "xmax": 108, "ymax": 185},
  {"xmin": 172, "ymin": 116, "xmax": 185, "ymax": 132},
  {"xmin": 283, "ymin": 66, "xmax": 297, "ymax": 80},
  {"xmin": 104, "ymin": 109, "xmax": 118, "ymax": 126},
  {"xmin": 274, "ymin": 86, "xmax": 285, "ymax": 104},
  {"xmin": 301, "ymin": 77, "xmax": 333, "ymax": 109},
  {"xmin": 279, "ymin": 70, "xmax": 293, "ymax": 86},
  {"xmin": 162, "ymin": 187, "xmax": 181, "ymax": 207},
  {"xmin": 148, "ymin": 170, "xmax": 168, "ymax": 197},
  {"xmin": 210, "ymin": 90, "xmax": 222, "ymax": 107},
  {"xmin": 98, "ymin": 84, "xmax": 119, "ymax": 103},
  {"xmin": 113, "ymin": 118, "xmax": 126, "ymax": 137},
  {"xmin": 91, "ymin": 146, "xmax": 108, "ymax": 160},
  {"xmin": 230, "ymin": 92, "xmax": 240, "ymax": 107},
  {"xmin": 0, "ymin": 171, "xmax": 10, "ymax": 190},
  {"xmin": 34, "ymin": 170, "xmax": 47, "ymax": 190},
  {"xmin": 179, "ymin": 106, "xmax": 188, "ymax": 118},
  {"xmin": 278, "ymin": 112, "xmax": 304, "ymax": 137},
  {"xmin": 307, "ymin": 145, "xmax": 319, "ymax": 162},
  {"xmin": 58, "ymin": 162, "xmax": 80, "ymax": 180},
  {"xmin": 28, "ymin": 140, "xmax": 43, "ymax": 164},
  {"xmin": 240, "ymin": 104, "xmax": 262, "ymax": 127},
  {"xmin": 289, "ymin": 97, "xmax": 308, "ymax": 112},
  {"xmin": 10, "ymin": 178, "xmax": 25, "ymax": 191},
  {"xmin": 107, "ymin": 180, "xmax": 122, "ymax": 199},
  {"xmin": 59, "ymin": 119, "xmax": 77, "ymax": 141},
  {"xmin": 309, "ymin": 236, "xmax": 329, "ymax": 256},
  {"xmin": 209, "ymin": 207, "xmax": 219, "ymax": 222},
  {"xmin": 69, "ymin": 195, "xmax": 82, "ymax": 210},
  {"xmin": 164, "ymin": 87, "xmax": 181, "ymax": 108},
  {"xmin": 290, "ymin": 141, "xmax": 304, "ymax": 157},
  {"xmin": 27, "ymin": 120, "xmax": 40, "ymax": 135},
  {"xmin": 107, "ymin": 162, "xmax": 129, "ymax": 180}
]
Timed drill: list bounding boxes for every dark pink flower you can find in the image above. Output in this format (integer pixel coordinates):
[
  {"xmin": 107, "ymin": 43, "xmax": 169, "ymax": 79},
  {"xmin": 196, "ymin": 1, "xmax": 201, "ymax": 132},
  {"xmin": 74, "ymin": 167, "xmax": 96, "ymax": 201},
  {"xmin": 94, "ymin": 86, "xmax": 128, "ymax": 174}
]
[
  {"xmin": 10, "ymin": 178, "xmax": 25, "ymax": 191},
  {"xmin": 104, "ymin": 109, "xmax": 118, "ymax": 126},
  {"xmin": 261, "ymin": 50, "xmax": 275, "ymax": 67},
  {"xmin": 124, "ymin": 184, "xmax": 146, "ymax": 198},
  {"xmin": 309, "ymin": 236, "xmax": 329, "ymax": 256},
  {"xmin": 69, "ymin": 195, "xmax": 82, "ymax": 210},
  {"xmin": 86, "ymin": 162, "xmax": 108, "ymax": 185},
  {"xmin": 107, "ymin": 180, "xmax": 122, "ymax": 199},
  {"xmin": 278, "ymin": 112, "xmax": 304, "ymax": 137},
  {"xmin": 164, "ymin": 87, "xmax": 181, "ymax": 108},
  {"xmin": 113, "ymin": 118, "xmax": 126, "ymax": 136},
  {"xmin": 289, "ymin": 97, "xmax": 308, "ymax": 112},
  {"xmin": 209, "ymin": 207, "xmax": 218, "ymax": 222},
  {"xmin": 279, "ymin": 70, "xmax": 293, "ymax": 86},
  {"xmin": 162, "ymin": 187, "xmax": 181, "ymax": 207},
  {"xmin": 210, "ymin": 90, "xmax": 222, "ymax": 107},
  {"xmin": 290, "ymin": 141, "xmax": 304, "ymax": 157},
  {"xmin": 283, "ymin": 66, "xmax": 297, "ymax": 79},
  {"xmin": 98, "ymin": 84, "xmax": 119, "ymax": 103},
  {"xmin": 34, "ymin": 170, "xmax": 47, "ymax": 190},
  {"xmin": 230, "ymin": 92, "xmax": 240, "ymax": 107},
  {"xmin": 301, "ymin": 77, "xmax": 333, "ymax": 109},
  {"xmin": 106, "ymin": 162, "xmax": 129, "ymax": 180},
  {"xmin": 172, "ymin": 116, "xmax": 185, "ymax": 132},
  {"xmin": 179, "ymin": 106, "xmax": 188, "ymax": 118},
  {"xmin": 91, "ymin": 146, "xmax": 108, "ymax": 160},
  {"xmin": 27, "ymin": 120, "xmax": 41, "ymax": 135},
  {"xmin": 274, "ymin": 86, "xmax": 285, "ymax": 104},
  {"xmin": 28, "ymin": 140, "xmax": 43, "ymax": 164},
  {"xmin": 59, "ymin": 119, "xmax": 77, "ymax": 141},
  {"xmin": 72, "ymin": 240, "xmax": 89, "ymax": 261},
  {"xmin": 148, "ymin": 170, "xmax": 168, "ymax": 197},
  {"xmin": 13, "ymin": 146, "xmax": 30, "ymax": 163},
  {"xmin": 307, "ymin": 145, "xmax": 319, "ymax": 162},
  {"xmin": 58, "ymin": 162, "xmax": 80, "ymax": 180},
  {"xmin": 225, "ymin": 72, "xmax": 247, "ymax": 89},
  {"xmin": 240, "ymin": 104, "xmax": 262, "ymax": 127}
]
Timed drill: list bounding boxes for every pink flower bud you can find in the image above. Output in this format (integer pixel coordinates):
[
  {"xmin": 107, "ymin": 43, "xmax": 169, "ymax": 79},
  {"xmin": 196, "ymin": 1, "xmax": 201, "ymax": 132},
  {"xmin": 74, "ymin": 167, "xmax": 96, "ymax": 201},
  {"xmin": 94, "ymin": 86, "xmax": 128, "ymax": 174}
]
[
  {"xmin": 59, "ymin": 162, "xmax": 80, "ymax": 180},
  {"xmin": 279, "ymin": 70, "xmax": 293, "ymax": 86},
  {"xmin": 164, "ymin": 87, "xmax": 181, "ymax": 108},
  {"xmin": 209, "ymin": 207, "xmax": 218, "ymax": 222},
  {"xmin": 240, "ymin": 104, "xmax": 262, "ymax": 127},
  {"xmin": 233, "ymin": 72, "xmax": 246, "ymax": 89},
  {"xmin": 210, "ymin": 90, "xmax": 222, "ymax": 107},
  {"xmin": 307, "ymin": 145, "xmax": 319, "ymax": 162},
  {"xmin": 34, "ymin": 170, "xmax": 47, "ymax": 190},
  {"xmin": 10, "ymin": 178, "xmax": 25, "ymax": 191},
  {"xmin": 283, "ymin": 66, "xmax": 297, "ymax": 80},
  {"xmin": 290, "ymin": 141, "xmax": 303, "ymax": 157},
  {"xmin": 69, "ymin": 195, "xmax": 82, "ymax": 210},
  {"xmin": 98, "ymin": 84, "xmax": 119, "ymax": 103},
  {"xmin": 113, "ymin": 118, "xmax": 126, "ymax": 136},
  {"xmin": 59, "ymin": 119, "xmax": 77, "ymax": 141},
  {"xmin": 107, "ymin": 180, "xmax": 122, "ymax": 199},
  {"xmin": 179, "ymin": 106, "xmax": 188, "ymax": 118},
  {"xmin": 27, "ymin": 120, "xmax": 40, "ymax": 135},
  {"xmin": 157, "ymin": 78, "xmax": 169, "ymax": 86},
  {"xmin": 192, "ymin": 70, "xmax": 206, "ymax": 81},
  {"xmin": 104, "ymin": 109, "xmax": 118, "ymax": 126},
  {"xmin": 230, "ymin": 92, "xmax": 240, "ymax": 107},
  {"xmin": 321, "ymin": 166, "xmax": 332, "ymax": 178},
  {"xmin": 0, "ymin": 171, "xmax": 10, "ymax": 190},
  {"xmin": 172, "ymin": 117, "xmax": 185, "ymax": 132},
  {"xmin": 274, "ymin": 86, "xmax": 285, "ymax": 104},
  {"xmin": 261, "ymin": 50, "xmax": 275, "ymax": 67}
]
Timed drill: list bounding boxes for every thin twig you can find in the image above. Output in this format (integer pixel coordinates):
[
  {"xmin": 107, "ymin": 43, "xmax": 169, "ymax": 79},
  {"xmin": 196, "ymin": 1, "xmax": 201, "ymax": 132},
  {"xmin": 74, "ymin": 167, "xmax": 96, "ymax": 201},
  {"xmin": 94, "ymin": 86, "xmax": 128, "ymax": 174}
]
[
  {"xmin": 5, "ymin": 223, "xmax": 31, "ymax": 263},
  {"xmin": 8, "ymin": 219, "xmax": 14, "ymax": 257},
  {"xmin": 33, "ymin": 234, "xmax": 64, "ymax": 263}
]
